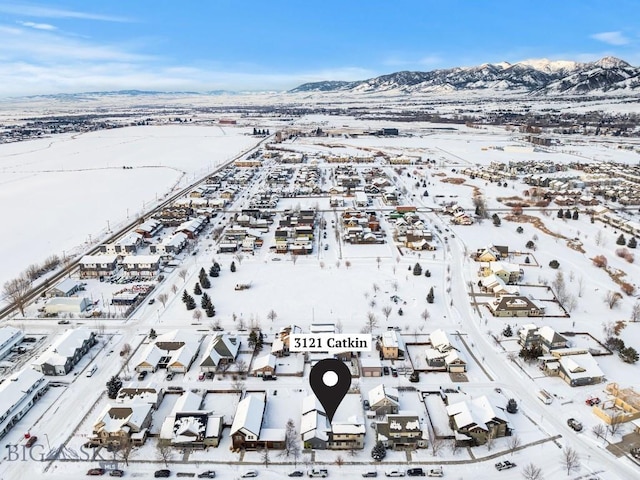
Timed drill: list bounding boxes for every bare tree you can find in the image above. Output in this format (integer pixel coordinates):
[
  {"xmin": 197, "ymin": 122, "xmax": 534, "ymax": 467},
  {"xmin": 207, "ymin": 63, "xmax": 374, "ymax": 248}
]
[
  {"xmin": 608, "ymin": 411, "xmax": 624, "ymax": 436},
  {"xmin": 157, "ymin": 293, "xmax": 168, "ymax": 307},
  {"xmin": 334, "ymin": 455, "xmax": 345, "ymax": 467},
  {"xmin": 591, "ymin": 423, "xmax": 605, "ymax": 440},
  {"xmin": 431, "ymin": 428, "xmax": 445, "ymax": 456},
  {"xmin": 335, "ymin": 260, "xmax": 341, "ymax": 269},
  {"xmin": 602, "ymin": 321, "xmax": 615, "ymax": 338},
  {"xmin": 178, "ymin": 269, "xmax": 188, "ymax": 283},
  {"xmin": 382, "ymin": 306, "xmax": 392, "ymax": 321},
  {"xmin": 376, "ymin": 257, "xmax": 381, "ymax": 270},
  {"xmin": 391, "ymin": 280, "xmax": 399, "ymax": 291},
  {"xmin": 319, "ymin": 261, "xmax": 325, "ymax": 269},
  {"xmin": 631, "ymin": 301, "xmax": 640, "ymax": 322},
  {"xmin": 522, "ymin": 463, "xmax": 544, "ymax": 480},
  {"xmin": 231, "ymin": 379, "xmax": 245, "ymax": 393},
  {"xmin": 291, "ymin": 254, "xmax": 298, "ymax": 266},
  {"xmin": 267, "ymin": 309, "xmax": 278, "ymax": 322},
  {"xmin": 192, "ymin": 309, "xmax": 202, "ymax": 322},
  {"xmin": 485, "ymin": 430, "xmax": 495, "ymax": 452},
  {"xmin": 2, "ymin": 276, "xmax": 31, "ymax": 316},
  {"xmin": 236, "ymin": 359, "xmax": 247, "ymax": 375},
  {"xmin": 171, "ymin": 284, "xmax": 178, "ymax": 294},
  {"xmin": 157, "ymin": 443, "xmax": 173, "ymax": 467},
  {"xmin": 604, "ymin": 291, "xmax": 622, "ymax": 309},
  {"xmin": 420, "ymin": 308, "xmax": 430, "ymax": 322},
  {"xmin": 345, "ymin": 260, "xmax": 351, "ymax": 269},
  {"xmin": 261, "ymin": 446, "xmax": 270, "ymax": 468},
  {"xmin": 508, "ymin": 434, "xmax": 521, "ymax": 455},
  {"xmin": 449, "ymin": 440, "xmax": 461, "ymax": 456},
  {"xmin": 364, "ymin": 312, "xmax": 379, "ymax": 333},
  {"xmin": 561, "ymin": 447, "xmax": 580, "ymax": 476},
  {"xmin": 114, "ymin": 437, "xmax": 134, "ymax": 467},
  {"xmin": 369, "ymin": 299, "xmax": 377, "ymax": 309},
  {"xmin": 372, "ymin": 283, "xmax": 380, "ymax": 293}
]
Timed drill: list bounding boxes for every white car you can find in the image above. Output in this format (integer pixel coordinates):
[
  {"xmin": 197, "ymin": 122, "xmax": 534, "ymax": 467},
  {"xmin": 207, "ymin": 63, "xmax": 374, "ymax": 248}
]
[
  {"xmin": 385, "ymin": 470, "xmax": 405, "ymax": 477},
  {"xmin": 308, "ymin": 469, "xmax": 328, "ymax": 478},
  {"xmin": 427, "ymin": 467, "xmax": 443, "ymax": 477},
  {"xmin": 241, "ymin": 471, "xmax": 258, "ymax": 478}
]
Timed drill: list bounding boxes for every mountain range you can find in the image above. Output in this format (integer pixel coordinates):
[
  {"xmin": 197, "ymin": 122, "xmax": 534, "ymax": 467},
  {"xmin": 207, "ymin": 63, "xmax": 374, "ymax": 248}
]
[{"xmin": 290, "ymin": 57, "xmax": 640, "ymax": 96}]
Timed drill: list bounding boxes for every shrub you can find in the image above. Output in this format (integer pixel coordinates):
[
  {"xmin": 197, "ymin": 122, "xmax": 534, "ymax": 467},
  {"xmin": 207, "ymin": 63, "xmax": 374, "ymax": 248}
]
[
  {"xmin": 592, "ymin": 255, "xmax": 607, "ymax": 268},
  {"xmin": 549, "ymin": 260, "xmax": 560, "ymax": 269}
]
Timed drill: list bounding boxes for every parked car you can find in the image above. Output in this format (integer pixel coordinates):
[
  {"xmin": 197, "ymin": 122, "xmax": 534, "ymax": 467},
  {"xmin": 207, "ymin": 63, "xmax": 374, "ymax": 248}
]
[
  {"xmin": 407, "ymin": 468, "xmax": 425, "ymax": 476},
  {"xmin": 23, "ymin": 337, "xmax": 37, "ymax": 342},
  {"xmin": 426, "ymin": 467, "xmax": 443, "ymax": 477},
  {"xmin": 495, "ymin": 461, "xmax": 516, "ymax": 471},
  {"xmin": 631, "ymin": 447, "xmax": 640, "ymax": 459},
  {"xmin": 241, "ymin": 470, "xmax": 258, "ymax": 478},
  {"xmin": 383, "ymin": 366, "xmax": 390, "ymax": 375},
  {"xmin": 197, "ymin": 471, "xmax": 216, "ymax": 478},
  {"xmin": 148, "ymin": 298, "xmax": 155, "ymax": 305},
  {"xmin": 308, "ymin": 469, "xmax": 328, "ymax": 477},
  {"xmin": 409, "ymin": 371, "xmax": 420, "ymax": 383},
  {"xmin": 391, "ymin": 368, "xmax": 398, "ymax": 377},
  {"xmin": 87, "ymin": 469, "xmax": 106, "ymax": 476},
  {"xmin": 362, "ymin": 472, "xmax": 378, "ymax": 478},
  {"xmin": 324, "ymin": 244, "xmax": 328, "ymax": 251},
  {"xmin": 385, "ymin": 470, "xmax": 405, "ymax": 477},
  {"xmin": 166, "ymin": 372, "xmax": 174, "ymax": 381},
  {"xmin": 585, "ymin": 396, "xmax": 601, "ymax": 406},
  {"xmin": 25, "ymin": 435, "xmax": 38, "ymax": 448},
  {"xmin": 567, "ymin": 418, "xmax": 583, "ymax": 431},
  {"xmin": 363, "ymin": 399, "xmax": 370, "ymax": 409},
  {"xmin": 58, "ymin": 319, "xmax": 70, "ymax": 325},
  {"xmin": 154, "ymin": 470, "xmax": 171, "ymax": 478},
  {"xmin": 137, "ymin": 371, "xmax": 148, "ymax": 381},
  {"xmin": 109, "ymin": 470, "xmax": 124, "ymax": 477},
  {"xmin": 288, "ymin": 472, "xmax": 304, "ymax": 477}
]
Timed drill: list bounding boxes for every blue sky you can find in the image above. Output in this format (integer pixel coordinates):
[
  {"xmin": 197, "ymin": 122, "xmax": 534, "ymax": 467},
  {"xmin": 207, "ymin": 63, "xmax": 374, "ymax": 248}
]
[{"xmin": 0, "ymin": 0, "xmax": 638, "ymax": 96}]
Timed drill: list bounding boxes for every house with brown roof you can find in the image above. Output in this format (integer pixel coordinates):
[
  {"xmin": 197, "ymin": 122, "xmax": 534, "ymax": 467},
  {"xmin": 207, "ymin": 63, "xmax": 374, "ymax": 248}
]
[{"xmin": 487, "ymin": 296, "xmax": 543, "ymax": 317}]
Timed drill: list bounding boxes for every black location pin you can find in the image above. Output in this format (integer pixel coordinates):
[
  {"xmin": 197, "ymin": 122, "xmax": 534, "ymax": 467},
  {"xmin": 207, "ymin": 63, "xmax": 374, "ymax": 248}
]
[{"xmin": 309, "ymin": 358, "xmax": 351, "ymax": 423}]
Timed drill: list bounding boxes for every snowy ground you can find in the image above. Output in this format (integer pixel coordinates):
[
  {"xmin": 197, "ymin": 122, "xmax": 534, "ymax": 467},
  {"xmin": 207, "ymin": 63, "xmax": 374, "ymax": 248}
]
[{"xmin": 2, "ymin": 117, "xmax": 640, "ymax": 479}]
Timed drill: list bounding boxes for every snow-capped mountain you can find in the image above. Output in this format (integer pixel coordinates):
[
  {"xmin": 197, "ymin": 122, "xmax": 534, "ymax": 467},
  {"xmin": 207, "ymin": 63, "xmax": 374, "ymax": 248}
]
[{"xmin": 290, "ymin": 57, "xmax": 640, "ymax": 96}]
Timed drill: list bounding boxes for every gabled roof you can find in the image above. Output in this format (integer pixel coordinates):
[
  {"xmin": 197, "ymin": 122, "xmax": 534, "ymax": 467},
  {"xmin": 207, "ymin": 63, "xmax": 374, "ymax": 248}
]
[
  {"xmin": 538, "ymin": 326, "xmax": 567, "ymax": 345},
  {"xmin": 252, "ymin": 353, "xmax": 276, "ymax": 372},
  {"xmin": 201, "ymin": 334, "xmax": 239, "ymax": 367},
  {"xmin": 368, "ymin": 384, "xmax": 399, "ymax": 407},
  {"xmin": 94, "ymin": 403, "xmax": 153, "ymax": 433},
  {"xmin": 230, "ymin": 394, "xmax": 265, "ymax": 437},
  {"xmin": 446, "ymin": 395, "xmax": 505, "ymax": 431},
  {"xmin": 429, "ymin": 329, "xmax": 451, "ymax": 352}
]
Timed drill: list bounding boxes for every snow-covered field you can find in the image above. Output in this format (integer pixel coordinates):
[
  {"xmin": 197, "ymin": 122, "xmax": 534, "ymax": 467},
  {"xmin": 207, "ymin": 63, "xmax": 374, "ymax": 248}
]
[{"xmin": 2, "ymin": 116, "xmax": 640, "ymax": 480}]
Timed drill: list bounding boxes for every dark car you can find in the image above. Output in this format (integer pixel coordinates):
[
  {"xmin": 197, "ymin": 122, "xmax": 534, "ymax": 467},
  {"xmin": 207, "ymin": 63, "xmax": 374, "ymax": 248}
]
[
  {"xmin": 87, "ymin": 469, "xmax": 106, "ymax": 476},
  {"xmin": 137, "ymin": 371, "xmax": 148, "ymax": 381},
  {"xmin": 288, "ymin": 472, "xmax": 304, "ymax": 477},
  {"xmin": 383, "ymin": 366, "xmax": 390, "ymax": 375},
  {"xmin": 407, "ymin": 468, "xmax": 425, "ymax": 476},
  {"xmin": 154, "ymin": 470, "xmax": 171, "ymax": 478},
  {"xmin": 25, "ymin": 435, "xmax": 38, "ymax": 448},
  {"xmin": 109, "ymin": 470, "xmax": 124, "ymax": 477},
  {"xmin": 197, "ymin": 471, "xmax": 216, "ymax": 478},
  {"xmin": 391, "ymin": 368, "xmax": 398, "ymax": 377},
  {"xmin": 362, "ymin": 473, "xmax": 378, "ymax": 478},
  {"xmin": 23, "ymin": 337, "xmax": 37, "ymax": 342},
  {"xmin": 567, "ymin": 418, "xmax": 583, "ymax": 431}
]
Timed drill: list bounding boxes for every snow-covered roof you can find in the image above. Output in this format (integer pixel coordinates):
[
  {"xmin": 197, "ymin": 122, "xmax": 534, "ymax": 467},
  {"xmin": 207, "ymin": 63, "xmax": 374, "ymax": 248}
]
[
  {"xmin": 252, "ymin": 353, "xmax": 276, "ymax": 372},
  {"xmin": 50, "ymin": 278, "xmax": 82, "ymax": 295},
  {"xmin": 230, "ymin": 394, "xmax": 265, "ymax": 437},
  {"xmin": 79, "ymin": 254, "xmax": 118, "ymax": 265},
  {"xmin": 94, "ymin": 403, "xmax": 153, "ymax": 434},
  {"xmin": 302, "ymin": 394, "xmax": 325, "ymax": 415},
  {"xmin": 301, "ymin": 410, "xmax": 329, "ymax": 442},
  {"xmin": 446, "ymin": 395, "xmax": 504, "ymax": 431},
  {"xmin": 381, "ymin": 329, "xmax": 405, "ymax": 350},
  {"xmin": 0, "ymin": 326, "xmax": 23, "ymax": 350},
  {"xmin": 122, "ymin": 254, "xmax": 161, "ymax": 265},
  {"xmin": 33, "ymin": 328, "xmax": 94, "ymax": 367},
  {"xmin": 368, "ymin": 384, "xmax": 399, "ymax": 407},
  {"xmin": 173, "ymin": 391, "xmax": 203, "ymax": 414},
  {"xmin": 0, "ymin": 369, "xmax": 47, "ymax": 423},
  {"xmin": 557, "ymin": 353, "xmax": 604, "ymax": 380},
  {"xmin": 429, "ymin": 329, "xmax": 451, "ymax": 351},
  {"xmin": 201, "ymin": 334, "xmax": 240, "ymax": 367}
]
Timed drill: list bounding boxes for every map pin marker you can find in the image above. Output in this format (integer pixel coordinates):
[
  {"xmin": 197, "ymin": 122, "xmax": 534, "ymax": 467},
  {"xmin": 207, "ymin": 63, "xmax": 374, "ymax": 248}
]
[{"xmin": 310, "ymin": 358, "xmax": 351, "ymax": 423}]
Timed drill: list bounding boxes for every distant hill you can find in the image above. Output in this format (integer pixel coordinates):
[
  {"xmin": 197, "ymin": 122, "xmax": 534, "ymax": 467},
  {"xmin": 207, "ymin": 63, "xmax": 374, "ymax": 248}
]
[{"xmin": 290, "ymin": 57, "xmax": 640, "ymax": 96}]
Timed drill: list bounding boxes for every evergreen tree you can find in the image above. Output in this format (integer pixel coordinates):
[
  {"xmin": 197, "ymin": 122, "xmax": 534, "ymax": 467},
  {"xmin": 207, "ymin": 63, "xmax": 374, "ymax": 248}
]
[
  {"xmin": 506, "ymin": 398, "xmax": 518, "ymax": 414},
  {"xmin": 398, "ymin": 308, "xmax": 403, "ymax": 316},
  {"xmin": 549, "ymin": 260, "xmax": 560, "ymax": 269},
  {"xmin": 557, "ymin": 208, "xmax": 564, "ymax": 218},
  {"xmin": 184, "ymin": 294, "xmax": 196, "ymax": 310},
  {"xmin": 525, "ymin": 256, "xmax": 531, "ymax": 264},
  {"xmin": 627, "ymin": 237, "xmax": 637, "ymax": 249},
  {"xmin": 371, "ymin": 441, "xmax": 387, "ymax": 461},
  {"xmin": 427, "ymin": 287, "xmax": 434, "ymax": 304},
  {"xmin": 617, "ymin": 234, "xmax": 626, "ymax": 245},
  {"xmin": 205, "ymin": 305, "xmax": 216, "ymax": 317},
  {"xmin": 201, "ymin": 292, "xmax": 212, "ymax": 310},
  {"xmin": 492, "ymin": 213, "xmax": 501, "ymax": 227},
  {"xmin": 149, "ymin": 328, "xmax": 157, "ymax": 339},
  {"xmin": 572, "ymin": 210, "xmax": 579, "ymax": 220},
  {"xmin": 425, "ymin": 269, "xmax": 431, "ymax": 277},
  {"xmin": 193, "ymin": 282, "xmax": 202, "ymax": 295},
  {"xmin": 230, "ymin": 261, "xmax": 236, "ymax": 273},
  {"xmin": 248, "ymin": 330, "xmax": 258, "ymax": 348},
  {"xmin": 209, "ymin": 265, "xmax": 218, "ymax": 277},
  {"xmin": 255, "ymin": 331, "xmax": 264, "ymax": 351},
  {"xmin": 181, "ymin": 290, "xmax": 190, "ymax": 304},
  {"xmin": 564, "ymin": 209, "xmax": 572, "ymax": 219},
  {"xmin": 106, "ymin": 376, "xmax": 123, "ymax": 399},
  {"xmin": 200, "ymin": 274, "xmax": 211, "ymax": 289},
  {"xmin": 619, "ymin": 346, "xmax": 639, "ymax": 364},
  {"xmin": 503, "ymin": 325, "xmax": 513, "ymax": 337},
  {"xmin": 413, "ymin": 263, "xmax": 423, "ymax": 276}
]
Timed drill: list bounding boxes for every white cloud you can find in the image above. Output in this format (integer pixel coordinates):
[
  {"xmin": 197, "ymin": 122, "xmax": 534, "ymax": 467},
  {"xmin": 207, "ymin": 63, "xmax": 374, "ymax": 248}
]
[
  {"xmin": 591, "ymin": 31, "xmax": 630, "ymax": 46},
  {"xmin": 0, "ymin": 3, "xmax": 131, "ymax": 22},
  {"xmin": 18, "ymin": 21, "xmax": 56, "ymax": 31},
  {"xmin": 382, "ymin": 54, "xmax": 443, "ymax": 69}
]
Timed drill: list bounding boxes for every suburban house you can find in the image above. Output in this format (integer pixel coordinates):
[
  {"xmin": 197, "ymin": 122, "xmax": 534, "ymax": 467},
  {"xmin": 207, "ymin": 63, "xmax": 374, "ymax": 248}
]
[
  {"xmin": 479, "ymin": 274, "xmax": 519, "ymax": 297},
  {"xmin": 78, "ymin": 254, "xmax": 118, "ymax": 279},
  {"xmin": 446, "ymin": 395, "xmax": 510, "ymax": 446},
  {"xmin": 379, "ymin": 330, "xmax": 405, "ymax": 360},
  {"xmin": 251, "ymin": 354, "xmax": 276, "ymax": 377},
  {"xmin": 122, "ymin": 255, "xmax": 161, "ymax": 278},
  {"xmin": 487, "ymin": 295, "xmax": 543, "ymax": 317},
  {"xmin": 519, "ymin": 325, "xmax": 567, "ymax": 352},
  {"xmin": 32, "ymin": 329, "xmax": 97, "ymax": 376},
  {"xmin": 175, "ymin": 216, "xmax": 207, "ymax": 239},
  {"xmin": 540, "ymin": 348, "xmax": 605, "ymax": 387},
  {"xmin": 99, "ymin": 232, "xmax": 144, "ymax": 255},
  {"xmin": 479, "ymin": 261, "xmax": 523, "ymax": 284},
  {"xmin": 271, "ymin": 325, "xmax": 302, "ymax": 357},
  {"xmin": 368, "ymin": 384, "xmax": 399, "ymax": 416},
  {"xmin": 46, "ymin": 278, "xmax": 83, "ymax": 298},
  {"xmin": 159, "ymin": 391, "xmax": 223, "ymax": 448},
  {"xmin": 199, "ymin": 334, "xmax": 240, "ymax": 372},
  {"xmin": 0, "ymin": 369, "xmax": 49, "ymax": 439},
  {"xmin": 116, "ymin": 386, "xmax": 164, "ymax": 409},
  {"xmin": 375, "ymin": 412, "xmax": 428, "ymax": 449},
  {"xmin": 475, "ymin": 245, "xmax": 509, "ymax": 262},
  {"xmin": 424, "ymin": 330, "xmax": 467, "ymax": 372},
  {"xmin": 300, "ymin": 395, "xmax": 366, "ymax": 450},
  {"xmin": 135, "ymin": 330, "xmax": 202, "ymax": 373},
  {"xmin": 230, "ymin": 394, "xmax": 267, "ymax": 450},
  {"xmin": 0, "ymin": 326, "xmax": 25, "ymax": 360},
  {"xmin": 92, "ymin": 403, "xmax": 154, "ymax": 447}
]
